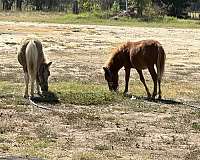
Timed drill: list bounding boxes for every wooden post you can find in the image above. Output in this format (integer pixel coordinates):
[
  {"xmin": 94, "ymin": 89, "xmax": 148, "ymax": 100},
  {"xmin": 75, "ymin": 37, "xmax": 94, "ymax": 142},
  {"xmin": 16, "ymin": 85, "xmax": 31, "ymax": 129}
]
[{"xmin": 125, "ymin": 0, "xmax": 128, "ymax": 12}]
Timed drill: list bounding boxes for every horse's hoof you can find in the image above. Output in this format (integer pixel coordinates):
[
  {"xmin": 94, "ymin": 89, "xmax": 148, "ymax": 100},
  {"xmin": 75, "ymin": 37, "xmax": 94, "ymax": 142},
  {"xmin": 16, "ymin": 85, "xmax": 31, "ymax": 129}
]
[
  {"xmin": 24, "ymin": 95, "xmax": 29, "ymax": 99},
  {"xmin": 37, "ymin": 92, "xmax": 43, "ymax": 97},
  {"xmin": 30, "ymin": 94, "xmax": 35, "ymax": 99},
  {"xmin": 123, "ymin": 92, "xmax": 132, "ymax": 98}
]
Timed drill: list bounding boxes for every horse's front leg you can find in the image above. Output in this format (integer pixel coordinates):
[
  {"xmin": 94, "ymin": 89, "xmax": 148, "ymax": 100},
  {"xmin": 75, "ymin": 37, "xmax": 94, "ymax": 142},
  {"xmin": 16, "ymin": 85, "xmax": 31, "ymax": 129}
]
[{"xmin": 124, "ymin": 68, "xmax": 130, "ymax": 95}]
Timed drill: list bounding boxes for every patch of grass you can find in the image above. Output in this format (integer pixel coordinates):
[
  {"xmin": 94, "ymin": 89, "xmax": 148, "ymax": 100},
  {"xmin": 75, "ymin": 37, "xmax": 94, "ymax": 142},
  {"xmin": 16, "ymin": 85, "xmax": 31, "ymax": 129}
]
[
  {"xmin": 72, "ymin": 151, "xmax": 104, "ymax": 160},
  {"xmin": 0, "ymin": 81, "xmax": 26, "ymax": 106},
  {"xmin": 16, "ymin": 135, "xmax": 33, "ymax": 144},
  {"xmin": 105, "ymin": 131, "xmax": 136, "ymax": 147},
  {"xmin": 0, "ymin": 121, "xmax": 15, "ymax": 134},
  {"xmin": 14, "ymin": 136, "xmax": 52, "ymax": 159},
  {"xmin": 35, "ymin": 123, "xmax": 57, "ymax": 141},
  {"xmin": 1, "ymin": 11, "xmax": 200, "ymax": 28},
  {"xmin": 160, "ymin": 81, "xmax": 200, "ymax": 101},
  {"xmin": 192, "ymin": 122, "xmax": 200, "ymax": 131},
  {"xmin": 0, "ymin": 144, "xmax": 9, "ymax": 152},
  {"xmin": 18, "ymin": 147, "xmax": 50, "ymax": 159},
  {"xmin": 185, "ymin": 149, "xmax": 200, "ymax": 160},
  {"xmin": 52, "ymin": 109, "xmax": 104, "ymax": 129},
  {"xmin": 94, "ymin": 144, "xmax": 110, "ymax": 151},
  {"xmin": 50, "ymin": 82, "xmax": 125, "ymax": 105}
]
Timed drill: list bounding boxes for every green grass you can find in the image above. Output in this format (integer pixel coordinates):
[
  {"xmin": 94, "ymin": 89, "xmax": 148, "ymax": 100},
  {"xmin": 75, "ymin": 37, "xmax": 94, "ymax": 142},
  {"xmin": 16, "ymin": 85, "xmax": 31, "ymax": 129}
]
[
  {"xmin": 192, "ymin": 122, "xmax": 200, "ymax": 131},
  {"xmin": 1, "ymin": 11, "xmax": 200, "ymax": 28},
  {"xmin": 0, "ymin": 81, "xmax": 125, "ymax": 106},
  {"xmin": 51, "ymin": 82, "xmax": 124, "ymax": 105},
  {"xmin": 0, "ymin": 81, "xmax": 27, "ymax": 107}
]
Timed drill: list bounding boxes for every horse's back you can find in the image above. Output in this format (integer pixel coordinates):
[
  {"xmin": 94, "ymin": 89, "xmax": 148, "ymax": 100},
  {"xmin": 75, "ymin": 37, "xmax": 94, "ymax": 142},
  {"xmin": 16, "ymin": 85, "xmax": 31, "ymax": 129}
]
[
  {"xmin": 129, "ymin": 40, "xmax": 163, "ymax": 69},
  {"xmin": 25, "ymin": 40, "xmax": 38, "ymax": 74},
  {"xmin": 17, "ymin": 38, "xmax": 44, "ymax": 71}
]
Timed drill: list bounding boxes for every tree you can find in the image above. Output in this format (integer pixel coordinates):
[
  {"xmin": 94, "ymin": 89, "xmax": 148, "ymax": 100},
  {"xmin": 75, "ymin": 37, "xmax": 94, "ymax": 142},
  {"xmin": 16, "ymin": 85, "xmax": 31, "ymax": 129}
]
[
  {"xmin": 100, "ymin": 0, "xmax": 114, "ymax": 10},
  {"xmin": 133, "ymin": 0, "xmax": 152, "ymax": 17},
  {"xmin": 72, "ymin": 0, "xmax": 79, "ymax": 14},
  {"xmin": 3, "ymin": 0, "xmax": 14, "ymax": 10},
  {"xmin": 16, "ymin": 0, "xmax": 23, "ymax": 11},
  {"xmin": 156, "ymin": 0, "xmax": 189, "ymax": 17}
]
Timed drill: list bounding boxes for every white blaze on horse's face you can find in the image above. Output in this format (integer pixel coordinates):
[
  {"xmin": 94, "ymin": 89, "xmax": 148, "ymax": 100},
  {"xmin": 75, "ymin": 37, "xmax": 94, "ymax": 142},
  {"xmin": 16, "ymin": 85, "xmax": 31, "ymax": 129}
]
[
  {"xmin": 103, "ymin": 67, "xmax": 118, "ymax": 92},
  {"xmin": 39, "ymin": 62, "xmax": 52, "ymax": 92}
]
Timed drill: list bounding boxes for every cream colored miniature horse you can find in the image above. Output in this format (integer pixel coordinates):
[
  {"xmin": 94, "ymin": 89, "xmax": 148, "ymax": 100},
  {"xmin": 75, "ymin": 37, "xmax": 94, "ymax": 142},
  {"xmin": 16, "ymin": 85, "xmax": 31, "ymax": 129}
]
[{"xmin": 18, "ymin": 39, "xmax": 52, "ymax": 98}]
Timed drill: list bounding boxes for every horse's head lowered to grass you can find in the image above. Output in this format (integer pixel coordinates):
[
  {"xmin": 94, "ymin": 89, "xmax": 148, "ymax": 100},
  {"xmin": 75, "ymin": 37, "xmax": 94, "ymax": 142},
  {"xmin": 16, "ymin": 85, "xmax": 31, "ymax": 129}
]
[
  {"xmin": 38, "ymin": 62, "xmax": 52, "ymax": 93},
  {"xmin": 103, "ymin": 67, "xmax": 119, "ymax": 92}
]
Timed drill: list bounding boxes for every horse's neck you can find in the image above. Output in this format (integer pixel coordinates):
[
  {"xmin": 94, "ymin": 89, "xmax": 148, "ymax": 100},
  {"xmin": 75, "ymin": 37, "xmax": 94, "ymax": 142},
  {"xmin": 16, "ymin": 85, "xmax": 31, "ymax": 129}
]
[
  {"xmin": 37, "ymin": 56, "xmax": 46, "ymax": 72},
  {"xmin": 109, "ymin": 53, "xmax": 124, "ymax": 72}
]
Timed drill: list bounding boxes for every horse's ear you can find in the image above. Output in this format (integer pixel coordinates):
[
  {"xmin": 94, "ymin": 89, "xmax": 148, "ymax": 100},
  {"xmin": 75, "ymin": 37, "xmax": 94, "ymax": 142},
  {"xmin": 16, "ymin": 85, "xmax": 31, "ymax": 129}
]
[{"xmin": 47, "ymin": 62, "xmax": 52, "ymax": 67}]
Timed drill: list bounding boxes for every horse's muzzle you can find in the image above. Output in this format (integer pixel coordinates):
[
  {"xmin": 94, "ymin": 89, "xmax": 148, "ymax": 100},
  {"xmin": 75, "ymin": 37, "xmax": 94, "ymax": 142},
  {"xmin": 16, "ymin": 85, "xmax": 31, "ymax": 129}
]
[
  {"xmin": 41, "ymin": 84, "xmax": 48, "ymax": 93},
  {"xmin": 109, "ymin": 85, "xmax": 118, "ymax": 92}
]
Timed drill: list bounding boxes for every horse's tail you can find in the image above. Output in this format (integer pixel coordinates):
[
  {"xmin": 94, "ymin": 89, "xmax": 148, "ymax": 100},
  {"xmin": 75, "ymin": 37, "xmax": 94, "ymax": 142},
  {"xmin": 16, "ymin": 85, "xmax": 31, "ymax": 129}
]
[
  {"xmin": 25, "ymin": 40, "xmax": 38, "ymax": 77},
  {"xmin": 157, "ymin": 44, "xmax": 166, "ymax": 81}
]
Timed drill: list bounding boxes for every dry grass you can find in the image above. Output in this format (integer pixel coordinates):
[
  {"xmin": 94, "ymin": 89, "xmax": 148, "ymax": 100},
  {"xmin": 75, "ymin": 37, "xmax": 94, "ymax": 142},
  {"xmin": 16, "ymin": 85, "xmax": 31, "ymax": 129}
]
[{"xmin": 0, "ymin": 21, "xmax": 200, "ymax": 159}]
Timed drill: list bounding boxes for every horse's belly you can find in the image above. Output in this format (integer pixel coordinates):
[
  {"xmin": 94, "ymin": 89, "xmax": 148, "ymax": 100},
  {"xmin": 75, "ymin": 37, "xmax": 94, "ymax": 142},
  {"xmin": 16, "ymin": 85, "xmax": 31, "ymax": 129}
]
[{"xmin": 131, "ymin": 58, "xmax": 148, "ymax": 70}]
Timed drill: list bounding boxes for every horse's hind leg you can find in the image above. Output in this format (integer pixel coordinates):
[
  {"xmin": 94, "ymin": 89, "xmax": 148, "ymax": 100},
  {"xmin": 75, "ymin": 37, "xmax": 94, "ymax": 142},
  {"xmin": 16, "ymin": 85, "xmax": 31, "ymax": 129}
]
[
  {"xmin": 24, "ymin": 71, "xmax": 29, "ymax": 98},
  {"xmin": 136, "ymin": 69, "xmax": 151, "ymax": 98},
  {"xmin": 148, "ymin": 66, "xmax": 157, "ymax": 99},
  {"xmin": 158, "ymin": 79, "xmax": 162, "ymax": 99},
  {"xmin": 30, "ymin": 73, "xmax": 36, "ymax": 97},
  {"xmin": 124, "ymin": 68, "xmax": 130, "ymax": 95},
  {"xmin": 36, "ymin": 74, "xmax": 41, "ymax": 95}
]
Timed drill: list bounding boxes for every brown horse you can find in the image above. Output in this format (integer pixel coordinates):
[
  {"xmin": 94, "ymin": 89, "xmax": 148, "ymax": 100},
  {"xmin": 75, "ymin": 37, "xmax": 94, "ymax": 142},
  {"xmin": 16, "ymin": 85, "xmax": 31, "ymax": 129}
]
[
  {"xmin": 17, "ymin": 38, "xmax": 52, "ymax": 98},
  {"xmin": 103, "ymin": 40, "xmax": 166, "ymax": 99}
]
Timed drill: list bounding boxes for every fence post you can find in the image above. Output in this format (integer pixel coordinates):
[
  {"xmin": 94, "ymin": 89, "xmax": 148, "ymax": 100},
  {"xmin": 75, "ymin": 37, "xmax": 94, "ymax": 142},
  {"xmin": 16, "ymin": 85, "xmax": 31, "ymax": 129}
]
[{"xmin": 125, "ymin": 0, "xmax": 128, "ymax": 12}]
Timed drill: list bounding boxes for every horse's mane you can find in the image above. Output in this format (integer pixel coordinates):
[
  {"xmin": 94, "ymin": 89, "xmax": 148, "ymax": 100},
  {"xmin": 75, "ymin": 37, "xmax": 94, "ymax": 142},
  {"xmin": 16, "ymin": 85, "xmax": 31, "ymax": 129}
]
[{"xmin": 106, "ymin": 42, "xmax": 129, "ymax": 68}]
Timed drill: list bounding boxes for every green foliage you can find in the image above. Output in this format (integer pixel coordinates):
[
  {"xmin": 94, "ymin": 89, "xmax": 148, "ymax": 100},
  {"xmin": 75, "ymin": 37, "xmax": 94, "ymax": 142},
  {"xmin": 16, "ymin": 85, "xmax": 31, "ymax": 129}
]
[
  {"xmin": 160, "ymin": 0, "xmax": 189, "ymax": 17},
  {"xmin": 134, "ymin": 0, "xmax": 153, "ymax": 16},
  {"xmin": 81, "ymin": 0, "xmax": 92, "ymax": 12},
  {"xmin": 111, "ymin": 1, "xmax": 120, "ymax": 13}
]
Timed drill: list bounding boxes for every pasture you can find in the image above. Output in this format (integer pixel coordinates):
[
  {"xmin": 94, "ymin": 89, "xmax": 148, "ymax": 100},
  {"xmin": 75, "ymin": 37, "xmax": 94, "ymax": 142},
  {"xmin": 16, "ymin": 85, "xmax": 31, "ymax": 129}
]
[{"xmin": 0, "ymin": 21, "xmax": 200, "ymax": 159}]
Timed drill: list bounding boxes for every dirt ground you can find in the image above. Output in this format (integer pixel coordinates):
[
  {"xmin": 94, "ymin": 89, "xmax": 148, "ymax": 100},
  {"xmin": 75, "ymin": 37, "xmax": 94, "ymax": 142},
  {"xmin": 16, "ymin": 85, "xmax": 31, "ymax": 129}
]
[{"xmin": 0, "ymin": 21, "xmax": 200, "ymax": 159}]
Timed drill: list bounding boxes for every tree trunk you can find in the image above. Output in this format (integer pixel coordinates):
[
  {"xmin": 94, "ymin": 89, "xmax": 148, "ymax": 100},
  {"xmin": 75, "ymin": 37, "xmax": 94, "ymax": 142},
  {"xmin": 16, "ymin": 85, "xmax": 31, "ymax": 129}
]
[
  {"xmin": 3, "ymin": 0, "xmax": 13, "ymax": 10},
  {"xmin": 16, "ymin": 0, "xmax": 23, "ymax": 11},
  {"xmin": 35, "ymin": 0, "xmax": 43, "ymax": 10},
  {"xmin": 119, "ymin": 0, "xmax": 126, "ymax": 10},
  {"xmin": 72, "ymin": 0, "xmax": 79, "ymax": 14}
]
